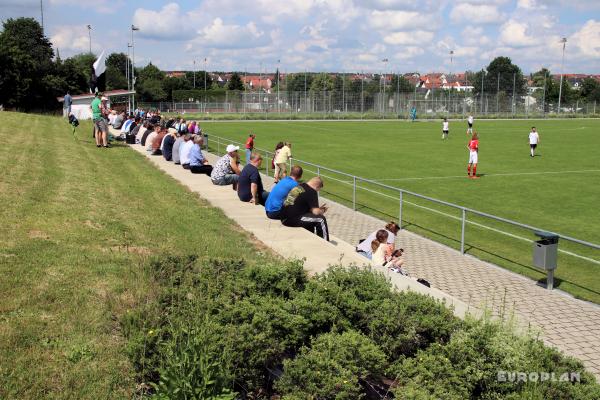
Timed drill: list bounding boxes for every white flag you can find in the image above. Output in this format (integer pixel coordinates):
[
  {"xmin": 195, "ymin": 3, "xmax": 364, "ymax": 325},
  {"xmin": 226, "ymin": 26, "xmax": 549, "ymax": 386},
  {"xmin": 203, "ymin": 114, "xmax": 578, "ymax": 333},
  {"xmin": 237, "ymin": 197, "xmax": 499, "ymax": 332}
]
[{"xmin": 93, "ymin": 50, "xmax": 106, "ymax": 77}]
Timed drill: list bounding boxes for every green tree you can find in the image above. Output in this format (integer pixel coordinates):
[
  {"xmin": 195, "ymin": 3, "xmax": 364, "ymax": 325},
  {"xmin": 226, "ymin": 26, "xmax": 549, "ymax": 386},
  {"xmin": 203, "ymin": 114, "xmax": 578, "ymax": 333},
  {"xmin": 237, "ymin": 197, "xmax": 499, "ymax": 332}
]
[
  {"xmin": 0, "ymin": 17, "xmax": 57, "ymax": 109},
  {"xmin": 580, "ymin": 77, "xmax": 600, "ymax": 102},
  {"xmin": 389, "ymin": 74, "xmax": 413, "ymax": 93},
  {"xmin": 286, "ymin": 72, "xmax": 313, "ymax": 92},
  {"xmin": 105, "ymin": 52, "xmax": 128, "ymax": 91},
  {"xmin": 310, "ymin": 73, "xmax": 334, "ymax": 93},
  {"xmin": 227, "ymin": 72, "xmax": 244, "ymax": 91},
  {"xmin": 136, "ymin": 63, "xmax": 166, "ymax": 101},
  {"xmin": 471, "ymin": 56, "xmax": 526, "ymax": 96}
]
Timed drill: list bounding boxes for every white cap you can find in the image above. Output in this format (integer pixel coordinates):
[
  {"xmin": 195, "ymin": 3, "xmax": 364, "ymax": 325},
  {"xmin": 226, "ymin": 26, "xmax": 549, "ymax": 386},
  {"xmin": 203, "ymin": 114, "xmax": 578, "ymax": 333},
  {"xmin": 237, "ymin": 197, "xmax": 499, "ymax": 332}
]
[{"xmin": 226, "ymin": 144, "xmax": 239, "ymax": 153}]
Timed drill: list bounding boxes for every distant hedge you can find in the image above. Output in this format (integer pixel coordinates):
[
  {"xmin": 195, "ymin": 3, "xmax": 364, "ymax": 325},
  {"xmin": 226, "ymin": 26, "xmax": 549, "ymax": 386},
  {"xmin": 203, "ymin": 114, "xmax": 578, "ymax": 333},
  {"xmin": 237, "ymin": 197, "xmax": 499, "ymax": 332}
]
[{"xmin": 123, "ymin": 256, "xmax": 600, "ymax": 399}]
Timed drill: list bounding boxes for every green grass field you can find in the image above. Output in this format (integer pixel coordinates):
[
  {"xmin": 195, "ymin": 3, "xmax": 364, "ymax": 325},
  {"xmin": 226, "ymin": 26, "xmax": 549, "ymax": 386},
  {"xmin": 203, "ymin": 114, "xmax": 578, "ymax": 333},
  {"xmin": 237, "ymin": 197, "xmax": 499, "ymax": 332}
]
[
  {"xmin": 0, "ymin": 112, "xmax": 278, "ymax": 398},
  {"xmin": 199, "ymin": 119, "xmax": 600, "ymax": 303}
]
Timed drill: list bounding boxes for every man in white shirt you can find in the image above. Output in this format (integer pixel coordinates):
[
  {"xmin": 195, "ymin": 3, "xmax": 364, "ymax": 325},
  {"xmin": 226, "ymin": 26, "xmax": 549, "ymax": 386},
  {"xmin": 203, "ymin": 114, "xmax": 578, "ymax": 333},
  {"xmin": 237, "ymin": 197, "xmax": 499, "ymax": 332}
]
[
  {"xmin": 528, "ymin": 127, "xmax": 540, "ymax": 157},
  {"xmin": 442, "ymin": 118, "xmax": 449, "ymax": 139},
  {"xmin": 179, "ymin": 134, "xmax": 194, "ymax": 169},
  {"xmin": 467, "ymin": 115, "xmax": 474, "ymax": 135}
]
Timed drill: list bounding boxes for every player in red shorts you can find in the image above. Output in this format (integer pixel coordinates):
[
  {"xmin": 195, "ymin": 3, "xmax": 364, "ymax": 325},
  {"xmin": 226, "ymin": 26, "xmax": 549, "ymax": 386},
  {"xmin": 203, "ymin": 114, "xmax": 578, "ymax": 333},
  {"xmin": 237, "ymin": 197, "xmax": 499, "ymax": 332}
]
[{"xmin": 467, "ymin": 132, "xmax": 479, "ymax": 178}]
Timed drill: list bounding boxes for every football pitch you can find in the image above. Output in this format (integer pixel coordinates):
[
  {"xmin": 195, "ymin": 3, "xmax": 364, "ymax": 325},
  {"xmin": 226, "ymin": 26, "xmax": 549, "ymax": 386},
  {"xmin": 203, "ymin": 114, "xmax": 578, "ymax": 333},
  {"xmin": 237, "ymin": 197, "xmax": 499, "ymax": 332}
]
[{"xmin": 201, "ymin": 118, "xmax": 600, "ymax": 303}]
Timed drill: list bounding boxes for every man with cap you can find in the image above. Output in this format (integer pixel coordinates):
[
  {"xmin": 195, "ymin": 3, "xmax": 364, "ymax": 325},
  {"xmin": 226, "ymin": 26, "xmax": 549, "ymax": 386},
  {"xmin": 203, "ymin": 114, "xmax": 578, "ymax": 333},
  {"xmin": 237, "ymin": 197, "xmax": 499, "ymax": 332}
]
[
  {"xmin": 210, "ymin": 144, "xmax": 242, "ymax": 190},
  {"xmin": 90, "ymin": 92, "xmax": 109, "ymax": 148}
]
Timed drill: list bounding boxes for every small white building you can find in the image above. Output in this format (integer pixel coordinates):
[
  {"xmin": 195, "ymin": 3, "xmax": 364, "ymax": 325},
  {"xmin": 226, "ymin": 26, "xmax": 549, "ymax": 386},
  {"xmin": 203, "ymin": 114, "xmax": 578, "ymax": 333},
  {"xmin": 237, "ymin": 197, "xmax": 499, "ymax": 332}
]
[{"xmin": 57, "ymin": 89, "xmax": 135, "ymax": 120}]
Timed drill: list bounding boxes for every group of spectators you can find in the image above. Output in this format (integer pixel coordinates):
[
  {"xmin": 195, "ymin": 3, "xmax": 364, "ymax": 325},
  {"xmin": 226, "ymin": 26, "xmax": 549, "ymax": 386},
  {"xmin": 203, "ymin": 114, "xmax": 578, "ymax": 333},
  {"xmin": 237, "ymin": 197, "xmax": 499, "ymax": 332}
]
[{"xmin": 98, "ymin": 104, "xmax": 406, "ymax": 273}]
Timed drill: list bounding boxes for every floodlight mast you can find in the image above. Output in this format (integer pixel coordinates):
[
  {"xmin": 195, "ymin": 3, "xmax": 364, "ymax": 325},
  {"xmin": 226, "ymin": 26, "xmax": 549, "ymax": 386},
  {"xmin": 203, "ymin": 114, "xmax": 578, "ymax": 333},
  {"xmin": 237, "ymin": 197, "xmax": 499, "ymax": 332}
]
[
  {"xmin": 557, "ymin": 37, "xmax": 567, "ymax": 113},
  {"xmin": 131, "ymin": 25, "xmax": 139, "ymax": 112},
  {"xmin": 87, "ymin": 25, "xmax": 92, "ymax": 54}
]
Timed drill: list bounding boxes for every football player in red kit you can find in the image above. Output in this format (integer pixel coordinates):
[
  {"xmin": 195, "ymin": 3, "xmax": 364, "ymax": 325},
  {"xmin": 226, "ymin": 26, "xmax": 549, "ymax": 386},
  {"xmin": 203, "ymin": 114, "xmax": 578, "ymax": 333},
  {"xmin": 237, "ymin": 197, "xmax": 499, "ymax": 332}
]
[{"xmin": 467, "ymin": 132, "xmax": 479, "ymax": 179}]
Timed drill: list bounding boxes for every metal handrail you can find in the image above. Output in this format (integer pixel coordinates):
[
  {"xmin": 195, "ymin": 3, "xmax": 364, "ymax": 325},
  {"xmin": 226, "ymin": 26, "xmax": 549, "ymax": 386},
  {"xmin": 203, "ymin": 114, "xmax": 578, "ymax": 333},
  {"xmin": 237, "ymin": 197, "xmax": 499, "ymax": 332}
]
[{"xmin": 205, "ymin": 133, "xmax": 600, "ymax": 266}]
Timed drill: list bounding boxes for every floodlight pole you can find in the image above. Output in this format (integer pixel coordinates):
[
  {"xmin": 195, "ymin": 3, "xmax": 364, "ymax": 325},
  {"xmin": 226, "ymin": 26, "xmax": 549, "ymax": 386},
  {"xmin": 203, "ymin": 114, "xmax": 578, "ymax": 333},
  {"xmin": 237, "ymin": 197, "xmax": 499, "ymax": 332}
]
[
  {"xmin": 558, "ymin": 37, "xmax": 567, "ymax": 113},
  {"xmin": 382, "ymin": 58, "xmax": 388, "ymax": 115},
  {"xmin": 193, "ymin": 60, "xmax": 196, "ymax": 88},
  {"xmin": 131, "ymin": 25, "xmax": 139, "ymax": 112},
  {"xmin": 127, "ymin": 43, "xmax": 131, "ymax": 113},
  {"xmin": 204, "ymin": 58, "xmax": 207, "ymax": 91},
  {"xmin": 40, "ymin": 0, "xmax": 44, "ymax": 33},
  {"xmin": 87, "ymin": 25, "xmax": 92, "ymax": 54},
  {"xmin": 277, "ymin": 59, "xmax": 280, "ymax": 114},
  {"xmin": 542, "ymin": 71, "xmax": 547, "ymax": 117}
]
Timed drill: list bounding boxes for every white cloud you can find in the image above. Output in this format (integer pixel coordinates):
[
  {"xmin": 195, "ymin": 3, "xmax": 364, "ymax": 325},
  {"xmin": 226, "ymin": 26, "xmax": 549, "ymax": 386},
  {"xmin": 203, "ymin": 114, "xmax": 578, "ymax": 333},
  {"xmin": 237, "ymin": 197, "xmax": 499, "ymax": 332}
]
[
  {"xmin": 384, "ymin": 30, "xmax": 434, "ymax": 45},
  {"xmin": 499, "ymin": 20, "xmax": 540, "ymax": 47},
  {"xmin": 192, "ymin": 18, "xmax": 270, "ymax": 49},
  {"xmin": 516, "ymin": 0, "xmax": 546, "ymax": 10},
  {"xmin": 370, "ymin": 10, "xmax": 434, "ymax": 30},
  {"xmin": 49, "ymin": 0, "xmax": 123, "ymax": 14},
  {"xmin": 461, "ymin": 26, "xmax": 491, "ymax": 46},
  {"xmin": 50, "ymin": 25, "xmax": 100, "ymax": 53},
  {"xmin": 570, "ymin": 19, "xmax": 600, "ymax": 58},
  {"xmin": 132, "ymin": 3, "xmax": 195, "ymax": 40},
  {"xmin": 450, "ymin": 4, "xmax": 504, "ymax": 24}
]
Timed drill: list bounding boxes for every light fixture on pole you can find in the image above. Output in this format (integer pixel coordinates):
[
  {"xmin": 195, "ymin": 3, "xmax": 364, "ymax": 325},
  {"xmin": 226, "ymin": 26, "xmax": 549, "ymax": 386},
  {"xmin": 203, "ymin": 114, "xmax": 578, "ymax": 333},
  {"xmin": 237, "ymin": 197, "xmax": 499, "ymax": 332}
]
[
  {"xmin": 87, "ymin": 25, "xmax": 92, "ymax": 54},
  {"xmin": 382, "ymin": 58, "xmax": 388, "ymax": 114},
  {"xmin": 557, "ymin": 37, "xmax": 567, "ymax": 113},
  {"xmin": 449, "ymin": 50, "xmax": 454, "ymax": 75},
  {"xmin": 131, "ymin": 24, "xmax": 139, "ymax": 111}
]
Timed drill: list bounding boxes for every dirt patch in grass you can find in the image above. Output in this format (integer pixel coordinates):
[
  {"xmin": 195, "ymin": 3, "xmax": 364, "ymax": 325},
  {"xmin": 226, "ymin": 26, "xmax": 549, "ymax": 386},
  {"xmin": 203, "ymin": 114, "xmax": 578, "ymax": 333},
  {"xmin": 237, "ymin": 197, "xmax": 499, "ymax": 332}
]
[{"xmin": 28, "ymin": 230, "xmax": 49, "ymax": 239}]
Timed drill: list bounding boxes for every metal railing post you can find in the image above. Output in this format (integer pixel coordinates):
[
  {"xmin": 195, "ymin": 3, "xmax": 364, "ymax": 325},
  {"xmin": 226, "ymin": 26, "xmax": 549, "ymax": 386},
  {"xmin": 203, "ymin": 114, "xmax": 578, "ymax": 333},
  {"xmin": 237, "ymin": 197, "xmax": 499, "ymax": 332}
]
[
  {"xmin": 317, "ymin": 166, "xmax": 320, "ymax": 176},
  {"xmin": 461, "ymin": 208, "xmax": 466, "ymax": 254},
  {"xmin": 399, "ymin": 191, "xmax": 403, "ymax": 230},
  {"xmin": 352, "ymin": 176, "xmax": 356, "ymax": 211},
  {"xmin": 266, "ymin": 153, "xmax": 269, "ymax": 176}
]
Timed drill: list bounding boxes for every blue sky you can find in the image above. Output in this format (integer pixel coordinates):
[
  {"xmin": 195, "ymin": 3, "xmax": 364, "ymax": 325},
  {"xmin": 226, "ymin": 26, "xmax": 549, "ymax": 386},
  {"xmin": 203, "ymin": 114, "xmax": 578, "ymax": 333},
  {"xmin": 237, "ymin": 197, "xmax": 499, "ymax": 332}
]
[{"xmin": 2, "ymin": 0, "xmax": 600, "ymax": 74}]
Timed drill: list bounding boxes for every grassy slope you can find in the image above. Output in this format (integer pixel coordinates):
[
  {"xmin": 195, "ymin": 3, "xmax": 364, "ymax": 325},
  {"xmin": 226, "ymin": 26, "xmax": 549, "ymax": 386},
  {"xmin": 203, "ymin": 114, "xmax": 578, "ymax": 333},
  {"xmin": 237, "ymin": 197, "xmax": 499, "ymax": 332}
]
[
  {"xmin": 0, "ymin": 112, "xmax": 276, "ymax": 399},
  {"xmin": 200, "ymin": 119, "xmax": 600, "ymax": 302}
]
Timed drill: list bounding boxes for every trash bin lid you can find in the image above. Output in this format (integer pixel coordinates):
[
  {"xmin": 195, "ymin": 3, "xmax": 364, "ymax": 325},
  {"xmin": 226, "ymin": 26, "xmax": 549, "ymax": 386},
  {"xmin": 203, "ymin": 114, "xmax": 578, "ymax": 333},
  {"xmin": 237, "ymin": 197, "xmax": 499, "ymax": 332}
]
[{"xmin": 534, "ymin": 231, "xmax": 559, "ymax": 243}]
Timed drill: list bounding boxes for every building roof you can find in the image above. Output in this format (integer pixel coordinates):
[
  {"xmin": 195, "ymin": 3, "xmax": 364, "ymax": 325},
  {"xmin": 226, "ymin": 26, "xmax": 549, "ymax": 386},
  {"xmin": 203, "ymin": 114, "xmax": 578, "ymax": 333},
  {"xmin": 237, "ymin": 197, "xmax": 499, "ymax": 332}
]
[{"xmin": 57, "ymin": 89, "xmax": 135, "ymax": 103}]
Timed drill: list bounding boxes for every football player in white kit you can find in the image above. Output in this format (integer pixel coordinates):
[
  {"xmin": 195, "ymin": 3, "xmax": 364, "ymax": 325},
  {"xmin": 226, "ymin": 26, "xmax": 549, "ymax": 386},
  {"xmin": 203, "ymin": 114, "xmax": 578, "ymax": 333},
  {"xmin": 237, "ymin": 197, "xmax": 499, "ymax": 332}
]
[
  {"xmin": 442, "ymin": 118, "xmax": 449, "ymax": 139},
  {"xmin": 529, "ymin": 127, "xmax": 540, "ymax": 157},
  {"xmin": 467, "ymin": 115, "xmax": 474, "ymax": 135}
]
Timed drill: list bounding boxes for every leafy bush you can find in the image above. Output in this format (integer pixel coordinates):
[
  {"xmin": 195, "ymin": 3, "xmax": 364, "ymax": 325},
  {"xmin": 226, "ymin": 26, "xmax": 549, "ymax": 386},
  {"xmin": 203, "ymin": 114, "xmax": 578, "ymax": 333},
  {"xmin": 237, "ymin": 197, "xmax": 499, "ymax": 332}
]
[
  {"xmin": 122, "ymin": 256, "xmax": 600, "ymax": 399},
  {"xmin": 391, "ymin": 318, "xmax": 600, "ymax": 400},
  {"xmin": 276, "ymin": 330, "xmax": 387, "ymax": 400}
]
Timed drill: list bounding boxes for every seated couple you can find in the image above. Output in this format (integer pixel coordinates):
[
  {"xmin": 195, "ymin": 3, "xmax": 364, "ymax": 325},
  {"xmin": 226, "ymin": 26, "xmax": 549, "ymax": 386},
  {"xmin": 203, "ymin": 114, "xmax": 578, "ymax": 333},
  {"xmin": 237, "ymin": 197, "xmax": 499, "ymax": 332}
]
[{"xmin": 356, "ymin": 222, "xmax": 405, "ymax": 273}]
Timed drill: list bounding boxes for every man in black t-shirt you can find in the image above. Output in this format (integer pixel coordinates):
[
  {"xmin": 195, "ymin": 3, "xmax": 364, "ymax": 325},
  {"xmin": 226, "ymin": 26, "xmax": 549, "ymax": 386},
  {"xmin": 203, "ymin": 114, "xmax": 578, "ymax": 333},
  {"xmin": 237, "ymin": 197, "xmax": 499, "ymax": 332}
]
[
  {"xmin": 238, "ymin": 153, "xmax": 268, "ymax": 205},
  {"xmin": 281, "ymin": 176, "xmax": 329, "ymax": 241}
]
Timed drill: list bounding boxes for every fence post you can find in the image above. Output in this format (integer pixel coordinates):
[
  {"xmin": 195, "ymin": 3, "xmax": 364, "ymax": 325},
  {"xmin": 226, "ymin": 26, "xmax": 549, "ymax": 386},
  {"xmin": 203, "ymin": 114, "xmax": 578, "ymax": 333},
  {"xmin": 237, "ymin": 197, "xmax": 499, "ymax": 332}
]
[
  {"xmin": 461, "ymin": 208, "xmax": 466, "ymax": 254},
  {"xmin": 266, "ymin": 152, "xmax": 269, "ymax": 177},
  {"xmin": 352, "ymin": 176, "xmax": 356, "ymax": 211},
  {"xmin": 317, "ymin": 166, "xmax": 320, "ymax": 176},
  {"xmin": 398, "ymin": 191, "xmax": 403, "ymax": 230}
]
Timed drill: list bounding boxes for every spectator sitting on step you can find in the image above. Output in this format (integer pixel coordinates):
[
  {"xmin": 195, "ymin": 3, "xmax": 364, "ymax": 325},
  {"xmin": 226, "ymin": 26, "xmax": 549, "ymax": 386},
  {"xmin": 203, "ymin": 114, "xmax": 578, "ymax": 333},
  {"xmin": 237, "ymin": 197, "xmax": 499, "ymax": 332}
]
[
  {"xmin": 140, "ymin": 123, "xmax": 154, "ymax": 146},
  {"xmin": 171, "ymin": 131, "xmax": 184, "ymax": 165},
  {"xmin": 356, "ymin": 221, "xmax": 400, "ymax": 257},
  {"xmin": 130, "ymin": 117, "xmax": 142, "ymax": 139},
  {"xmin": 265, "ymin": 165, "xmax": 303, "ymax": 220},
  {"xmin": 371, "ymin": 231, "xmax": 406, "ymax": 273},
  {"xmin": 136, "ymin": 121, "xmax": 148, "ymax": 144},
  {"xmin": 189, "ymin": 135, "xmax": 213, "ymax": 176},
  {"xmin": 121, "ymin": 114, "xmax": 134, "ymax": 135},
  {"xmin": 179, "ymin": 134, "xmax": 194, "ymax": 169},
  {"xmin": 210, "ymin": 144, "xmax": 242, "ymax": 190},
  {"xmin": 161, "ymin": 128, "xmax": 177, "ymax": 161},
  {"xmin": 281, "ymin": 176, "xmax": 329, "ymax": 241},
  {"xmin": 151, "ymin": 126, "xmax": 167, "ymax": 156},
  {"xmin": 145, "ymin": 125, "xmax": 160, "ymax": 152},
  {"xmin": 238, "ymin": 152, "xmax": 268, "ymax": 205},
  {"xmin": 357, "ymin": 229, "xmax": 389, "ymax": 260}
]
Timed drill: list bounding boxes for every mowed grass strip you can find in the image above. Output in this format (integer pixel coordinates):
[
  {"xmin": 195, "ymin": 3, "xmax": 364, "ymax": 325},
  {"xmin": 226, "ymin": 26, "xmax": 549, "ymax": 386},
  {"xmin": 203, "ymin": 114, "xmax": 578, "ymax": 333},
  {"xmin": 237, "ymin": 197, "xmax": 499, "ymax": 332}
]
[
  {"xmin": 200, "ymin": 119, "xmax": 600, "ymax": 303},
  {"xmin": 0, "ymin": 112, "xmax": 277, "ymax": 399}
]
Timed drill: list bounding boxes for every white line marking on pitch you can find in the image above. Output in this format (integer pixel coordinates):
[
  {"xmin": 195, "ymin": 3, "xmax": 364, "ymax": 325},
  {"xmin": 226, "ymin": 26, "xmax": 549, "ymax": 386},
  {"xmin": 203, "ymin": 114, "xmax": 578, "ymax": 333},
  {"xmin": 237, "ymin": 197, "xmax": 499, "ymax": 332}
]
[{"xmin": 370, "ymin": 169, "xmax": 600, "ymax": 182}]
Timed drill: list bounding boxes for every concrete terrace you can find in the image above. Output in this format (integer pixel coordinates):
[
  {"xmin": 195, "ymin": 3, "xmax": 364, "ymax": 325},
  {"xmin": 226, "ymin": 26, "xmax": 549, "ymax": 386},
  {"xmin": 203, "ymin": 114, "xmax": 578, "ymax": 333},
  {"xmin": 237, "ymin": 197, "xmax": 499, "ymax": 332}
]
[{"xmin": 129, "ymin": 140, "xmax": 600, "ymax": 379}]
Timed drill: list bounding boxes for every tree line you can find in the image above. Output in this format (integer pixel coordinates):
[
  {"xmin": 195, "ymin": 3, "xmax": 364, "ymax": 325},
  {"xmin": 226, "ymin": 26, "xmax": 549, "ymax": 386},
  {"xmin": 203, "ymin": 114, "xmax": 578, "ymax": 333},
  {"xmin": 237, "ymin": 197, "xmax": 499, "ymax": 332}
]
[{"xmin": 1, "ymin": 18, "xmax": 599, "ymax": 111}]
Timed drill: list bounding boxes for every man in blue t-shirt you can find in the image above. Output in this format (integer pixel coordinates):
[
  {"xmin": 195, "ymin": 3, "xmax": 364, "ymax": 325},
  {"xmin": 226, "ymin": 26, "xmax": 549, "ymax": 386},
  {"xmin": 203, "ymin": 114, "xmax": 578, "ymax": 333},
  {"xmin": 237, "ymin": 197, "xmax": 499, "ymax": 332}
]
[
  {"xmin": 238, "ymin": 153, "xmax": 268, "ymax": 205},
  {"xmin": 265, "ymin": 165, "xmax": 303, "ymax": 219}
]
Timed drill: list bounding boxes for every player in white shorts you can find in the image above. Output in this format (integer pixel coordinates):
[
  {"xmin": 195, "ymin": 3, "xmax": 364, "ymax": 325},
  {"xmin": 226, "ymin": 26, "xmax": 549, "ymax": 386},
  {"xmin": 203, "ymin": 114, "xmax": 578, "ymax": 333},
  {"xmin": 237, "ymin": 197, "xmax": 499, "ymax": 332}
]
[
  {"xmin": 442, "ymin": 118, "xmax": 449, "ymax": 139},
  {"xmin": 467, "ymin": 115, "xmax": 474, "ymax": 135},
  {"xmin": 528, "ymin": 126, "xmax": 540, "ymax": 157},
  {"xmin": 467, "ymin": 132, "xmax": 479, "ymax": 178}
]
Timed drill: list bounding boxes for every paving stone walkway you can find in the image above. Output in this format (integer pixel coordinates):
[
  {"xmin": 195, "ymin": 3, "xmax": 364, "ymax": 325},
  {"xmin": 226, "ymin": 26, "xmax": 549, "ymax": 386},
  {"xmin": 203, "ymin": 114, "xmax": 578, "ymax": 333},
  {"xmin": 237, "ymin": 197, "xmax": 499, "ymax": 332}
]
[
  {"xmin": 242, "ymin": 156, "xmax": 600, "ymax": 379},
  {"xmin": 133, "ymin": 139, "xmax": 600, "ymax": 379}
]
